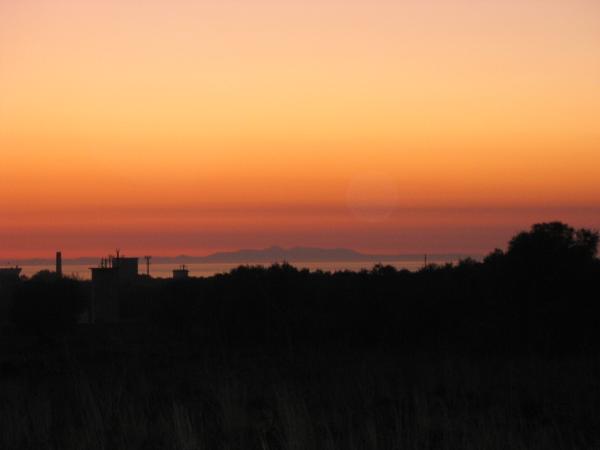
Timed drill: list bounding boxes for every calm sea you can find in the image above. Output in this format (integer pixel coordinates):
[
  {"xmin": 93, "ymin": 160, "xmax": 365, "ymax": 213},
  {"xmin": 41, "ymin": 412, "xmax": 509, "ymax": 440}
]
[{"xmin": 15, "ymin": 258, "xmax": 463, "ymax": 280}]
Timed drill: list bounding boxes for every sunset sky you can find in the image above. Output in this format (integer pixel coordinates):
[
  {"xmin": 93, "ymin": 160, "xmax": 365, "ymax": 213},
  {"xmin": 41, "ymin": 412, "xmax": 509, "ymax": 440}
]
[{"xmin": 1, "ymin": 0, "xmax": 599, "ymax": 258}]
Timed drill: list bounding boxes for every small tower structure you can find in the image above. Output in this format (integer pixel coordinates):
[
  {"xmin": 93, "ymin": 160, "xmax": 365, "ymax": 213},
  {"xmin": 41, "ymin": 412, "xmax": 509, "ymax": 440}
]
[{"xmin": 173, "ymin": 265, "xmax": 189, "ymax": 280}]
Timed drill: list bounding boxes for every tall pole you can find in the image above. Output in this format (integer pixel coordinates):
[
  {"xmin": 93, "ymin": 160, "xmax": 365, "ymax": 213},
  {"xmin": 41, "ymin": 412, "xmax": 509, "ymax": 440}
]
[{"xmin": 144, "ymin": 256, "xmax": 152, "ymax": 277}]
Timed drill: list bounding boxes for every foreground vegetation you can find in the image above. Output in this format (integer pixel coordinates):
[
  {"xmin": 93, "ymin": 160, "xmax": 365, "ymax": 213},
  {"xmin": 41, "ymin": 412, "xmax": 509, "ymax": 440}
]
[
  {"xmin": 2, "ymin": 340, "xmax": 600, "ymax": 450},
  {"xmin": 1, "ymin": 222, "xmax": 599, "ymax": 449}
]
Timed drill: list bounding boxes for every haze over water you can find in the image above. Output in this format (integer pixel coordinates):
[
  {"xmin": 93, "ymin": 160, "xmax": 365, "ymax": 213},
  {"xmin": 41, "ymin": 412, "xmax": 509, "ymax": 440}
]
[{"xmin": 16, "ymin": 258, "xmax": 463, "ymax": 280}]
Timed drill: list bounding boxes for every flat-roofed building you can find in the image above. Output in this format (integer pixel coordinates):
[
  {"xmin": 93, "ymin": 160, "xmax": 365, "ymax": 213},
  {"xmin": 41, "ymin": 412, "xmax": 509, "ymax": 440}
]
[
  {"xmin": 90, "ymin": 267, "xmax": 119, "ymax": 323},
  {"xmin": 0, "ymin": 267, "xmax": 22, "ymax": 325},
  {"xmin": 0, "ymin": 267, "xmax": 21, "ymax": 280},
  {"xmin": 88, "ymin": 254, "xmax": 139, "ymax": 323},
  {"xmin": 173, "ymin": 265, "xmax": 189, "ymax": 280},
  {"xmin": 112, "ymin": 257, "xmax": 139, "ymax": 281}
]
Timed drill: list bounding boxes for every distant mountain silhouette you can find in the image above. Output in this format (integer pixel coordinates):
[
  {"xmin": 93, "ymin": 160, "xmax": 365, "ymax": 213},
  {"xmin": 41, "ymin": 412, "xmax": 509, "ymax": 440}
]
[
  {"xmin": 7, "ymin": 247, "xmax": 475, "ymax": 266},
  {"xmin": 199, "ymin": 246, "xmax": 368, "ymax": 263}
]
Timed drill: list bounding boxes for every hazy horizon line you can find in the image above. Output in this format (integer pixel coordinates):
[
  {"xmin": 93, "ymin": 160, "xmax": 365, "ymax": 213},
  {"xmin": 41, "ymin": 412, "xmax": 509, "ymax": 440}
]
[{"xmin": 1, "ymin": 245, "xmax": 481, "ymax": 265}]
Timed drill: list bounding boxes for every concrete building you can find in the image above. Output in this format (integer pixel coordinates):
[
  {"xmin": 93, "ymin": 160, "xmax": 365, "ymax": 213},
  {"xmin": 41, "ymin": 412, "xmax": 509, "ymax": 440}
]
[
  {"xmin": 90, "ymin": 267, "xmax": 119, "ymax": 323},
  {"xmin": 89, "ymin": 254, "xmax": 139, "ymax": 323},
  {"xmin": 0, "ymin": 267, "xmax": 22, "ymax": 325},
  {"xmin": 112, "ymin": 257, "xmax": 139, "ymax": 281},
  {"xmin": 0, "ymin": 267, "xmax": 22, "ymax": 280},
  {"xmin": 173, "ymin": 265, "xmax": 189, "ymax": 280}
]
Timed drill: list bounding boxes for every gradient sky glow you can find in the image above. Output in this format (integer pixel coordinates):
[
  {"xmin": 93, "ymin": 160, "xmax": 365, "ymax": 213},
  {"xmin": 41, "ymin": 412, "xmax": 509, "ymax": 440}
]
[{"xmin": 1, "ymin": 0, "xmax": 599, "ymax": 258}]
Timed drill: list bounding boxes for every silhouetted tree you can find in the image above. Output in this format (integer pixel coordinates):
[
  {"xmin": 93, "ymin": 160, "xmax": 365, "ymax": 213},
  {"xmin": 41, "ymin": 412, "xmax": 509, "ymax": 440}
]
[
  {"xmin": 11, "ymin": 276, "xmax": 87, "ymax": 336},
  {"xmin": 507, "ymin": 222, "xmax": 598, "ymax": 267}
]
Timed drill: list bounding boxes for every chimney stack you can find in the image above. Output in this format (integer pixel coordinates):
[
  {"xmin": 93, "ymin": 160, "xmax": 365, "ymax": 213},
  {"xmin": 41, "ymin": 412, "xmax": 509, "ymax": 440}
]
[{"xmin": 56, "ymin": 251, "xmax": 62, "ymax": 277}]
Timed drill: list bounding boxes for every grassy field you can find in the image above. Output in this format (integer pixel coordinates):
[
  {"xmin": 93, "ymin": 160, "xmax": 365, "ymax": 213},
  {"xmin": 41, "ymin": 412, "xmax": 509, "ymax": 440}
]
[{"xmin": 1, "ymin": 341, "xmax": 599, "ymax": 450}]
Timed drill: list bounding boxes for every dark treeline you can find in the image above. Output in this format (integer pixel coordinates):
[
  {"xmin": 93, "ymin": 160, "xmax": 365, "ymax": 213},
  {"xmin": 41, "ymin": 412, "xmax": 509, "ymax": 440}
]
[{"xmin": 3, "ymin": 221, "xmax": 599, "ymax": 356}]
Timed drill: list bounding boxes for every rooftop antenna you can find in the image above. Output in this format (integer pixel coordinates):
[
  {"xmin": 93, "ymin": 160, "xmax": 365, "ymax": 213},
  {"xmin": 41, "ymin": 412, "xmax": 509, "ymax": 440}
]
[
  {"xmin": 424, "ymin": 254, "xmax": 428, "ymax": 268},
  {"xmin": 116, "ymin": 249, "xmax": 120, "ymax": 259},
  {"xmin": 144, "ymin": 256, "xmax": 152, "ymax": 277}
]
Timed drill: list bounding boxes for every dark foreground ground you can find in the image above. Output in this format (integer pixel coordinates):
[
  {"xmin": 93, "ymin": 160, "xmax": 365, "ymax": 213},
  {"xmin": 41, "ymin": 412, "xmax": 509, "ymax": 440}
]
[{"xmin": 1, "ymin": 327, "xmax": 600, "ymax": 450}]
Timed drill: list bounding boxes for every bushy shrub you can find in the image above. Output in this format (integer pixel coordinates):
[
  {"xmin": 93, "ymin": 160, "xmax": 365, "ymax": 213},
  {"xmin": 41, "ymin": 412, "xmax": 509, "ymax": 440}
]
[{"xmin": 11, "ymin": 275, "xmax": 87, "ymax": 335}]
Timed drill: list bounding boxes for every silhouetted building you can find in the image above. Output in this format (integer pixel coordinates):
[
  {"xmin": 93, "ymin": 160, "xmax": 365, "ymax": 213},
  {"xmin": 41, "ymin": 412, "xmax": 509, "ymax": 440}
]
[
  {"xmin": 89, "ymin": 254, "xmax": 139, "ymax": 323},
  {"xmin": 0, "ymin": 267, "xmax": 21, "ymax": 281},
  {"xmin": 0, "ymin": 267, "xmax": 22, "ymax": 325},
  {"xmin": 112, "ymin": 256, "xmax": 139, "ymax": 281},
  {"xmin": 173, "ymin": 265, "xmax": 189, "ymax": 280},
  {"xmin": 90, "ymin": 267, "xmax": 119, "ymax": 323}
]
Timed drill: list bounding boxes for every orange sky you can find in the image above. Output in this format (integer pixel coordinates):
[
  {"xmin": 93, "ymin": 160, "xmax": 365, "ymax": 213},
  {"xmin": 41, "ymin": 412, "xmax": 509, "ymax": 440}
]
[{"xmin": 1, "ymin": 0, "xmax": 599, "ymax": 258}]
